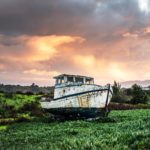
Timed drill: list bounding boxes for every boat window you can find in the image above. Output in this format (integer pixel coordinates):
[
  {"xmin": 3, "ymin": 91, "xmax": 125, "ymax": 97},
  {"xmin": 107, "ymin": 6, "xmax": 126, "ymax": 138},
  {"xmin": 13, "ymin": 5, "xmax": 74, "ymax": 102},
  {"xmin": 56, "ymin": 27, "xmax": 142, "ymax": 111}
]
[
  {"xmin": 75, "ymin": 77, "xmax": 84, "ymax": 83},
  {"xmin": 61, "ymin": 79, "xmax": 65, "ymax": 83},
  {"xmin": 56, "ymin": 79, "xmax": 58, "ymax": 85},
  {"xmin": 56, "ymin": 78, "xmax": 64, "ymax": 85},
  {"xmin": 85, "ymin": 78, "xmax": 94, "ymax": 84},
  {"xmin": 67, "ymin": 76, "xmax": 74, "ymax": 82},
  {"xmin": 85, "ymin": 78, "xmax": 91, "ymax": 84},
  {"xmin": 90, "ymin": 79, "xmax": 94, "ymax": 84},
  {"xmin": 58, "ymin": 79, "xmax": 62, "ymax": 84}
]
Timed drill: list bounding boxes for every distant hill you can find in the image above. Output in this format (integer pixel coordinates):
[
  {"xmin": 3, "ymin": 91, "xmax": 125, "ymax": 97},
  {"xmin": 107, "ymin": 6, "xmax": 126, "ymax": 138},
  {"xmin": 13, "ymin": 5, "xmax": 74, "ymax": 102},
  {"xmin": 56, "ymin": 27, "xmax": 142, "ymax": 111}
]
[
  {"xmin": 121, "ymin": 80, "xmax": 150, "ymax": 88},
  {"xmin": 0, "ymin": 83, "xmax": 54, "ymax": 94}
]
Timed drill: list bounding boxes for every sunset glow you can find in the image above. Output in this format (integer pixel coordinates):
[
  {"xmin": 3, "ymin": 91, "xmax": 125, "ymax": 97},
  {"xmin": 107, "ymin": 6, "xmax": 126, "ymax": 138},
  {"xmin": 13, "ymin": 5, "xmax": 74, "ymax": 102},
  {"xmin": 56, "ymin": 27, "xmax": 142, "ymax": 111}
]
[{"xmin": 0, "ymin": 0, "xmax": 150, "ymax": 86}]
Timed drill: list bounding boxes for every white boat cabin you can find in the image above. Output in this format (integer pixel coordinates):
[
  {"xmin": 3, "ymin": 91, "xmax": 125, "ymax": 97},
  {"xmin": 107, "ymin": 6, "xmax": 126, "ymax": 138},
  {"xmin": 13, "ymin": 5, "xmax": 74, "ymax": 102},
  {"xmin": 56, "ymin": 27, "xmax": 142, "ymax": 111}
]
[
  {"xmin": 54, "ymin": 74, "xmax": 94, "ymax": 87},
  {"xmin": 53, "ymin": 74, "xmax": 101, "ymax": 100}
]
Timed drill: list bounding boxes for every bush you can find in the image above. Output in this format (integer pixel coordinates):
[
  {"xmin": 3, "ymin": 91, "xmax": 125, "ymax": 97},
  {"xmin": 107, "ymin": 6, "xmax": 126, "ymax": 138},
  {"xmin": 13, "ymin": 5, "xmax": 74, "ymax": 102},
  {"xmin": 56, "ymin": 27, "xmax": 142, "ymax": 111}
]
[
  {"xmin": 20, "ymin": 101, "xmax": 43, "ymax": 117},
  {"xmin": 4, "ymin": 93, "xmax": 15, "ymax": 99},
  {"xmin": 112, "ymin": 81, "xmax": 121, "ymax": 95},
  {"xmin": 109, "ymin": 102, "xmax": 150, "ymax": 110},
  {"xmin": 112, "ymin": 81, "xmax": 130, "ymax": 103},
  {"xmin": 0, "ymin": 93, "xmax": 42, "ymax": 118},
  {"xmin": 25, "ymin": 91, "xmax": 34, "ymax": 95},
  {"xmin": 131, "ymin": 84, "xmax": 149, "ymax": 104},
  {"xmin": 16, "ymin": 91, "xmax": 24, "ymax": 94},
  {"xmin": 124, "ymin": 88, "xmax": 132, "ymax": 96},
  {"xmin": 0, "ymin": 104, "xmax": 17, "ymax": 118},
  {"xmin": 38, "ymin": 91, "xmax": 44, "ymax": 95}
]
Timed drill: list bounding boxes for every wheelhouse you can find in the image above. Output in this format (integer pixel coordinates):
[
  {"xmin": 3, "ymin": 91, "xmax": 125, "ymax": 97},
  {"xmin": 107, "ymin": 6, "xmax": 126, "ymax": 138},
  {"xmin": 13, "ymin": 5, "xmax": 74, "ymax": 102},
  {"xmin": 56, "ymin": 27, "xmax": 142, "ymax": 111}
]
[{"xmin": 54, "ymin": 74, "xmax": 94, "ymax": 86}]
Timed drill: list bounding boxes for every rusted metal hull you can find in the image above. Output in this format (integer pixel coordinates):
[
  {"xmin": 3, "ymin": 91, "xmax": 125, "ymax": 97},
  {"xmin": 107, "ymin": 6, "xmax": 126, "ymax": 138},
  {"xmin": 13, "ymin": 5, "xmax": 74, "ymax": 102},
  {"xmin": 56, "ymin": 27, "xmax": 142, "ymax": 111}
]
[
  {"xmin": 40, "ymin": 85, "xmax": 112, "ymax": 117},
  {"xmin": 41, "ymin": 90, "xmax": 112, "ymax": 108}
]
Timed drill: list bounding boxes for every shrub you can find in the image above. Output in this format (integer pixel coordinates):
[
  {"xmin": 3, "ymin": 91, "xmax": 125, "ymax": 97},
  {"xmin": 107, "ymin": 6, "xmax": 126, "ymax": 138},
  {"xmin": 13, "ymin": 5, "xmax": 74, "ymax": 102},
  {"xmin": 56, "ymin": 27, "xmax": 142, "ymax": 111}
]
[
  {"xmin": 131, "ymin": 84, "xmax": 149, "ymax": 104},
  {"xmin": 4, "ymin": 93, "xmax": 15, "ymax": 99},
  {"xmin": 20, "ymin": 101, "xmax": 43, "ymax": 117},
  {"xmin": 108, "ymin": 102, "xmax": 150, "ymax": 110},
  {"xmin": 0, "ymin": 104, "xmax": 17, "ymax": 118},
  {"xmin": 16, "ymin": 91, "xmax": 24, "ymax": 94},
  {"xmin": 25, "ymin": 91, "xmax": 34, "ymax": 95},
  {"xmin": 112, "ymin": 81, "xmax": 121, "ymax": 95},
  {"xmin": 38, "ymin": 91, "xmax": 44, "ymax": 95},
  {"xmin": 112, "ymin": 81, "xmax": 130, "ymax": 103},
  {"xmin": 111, "ymin": 92, "xmax": 130, "ymax": 103}
]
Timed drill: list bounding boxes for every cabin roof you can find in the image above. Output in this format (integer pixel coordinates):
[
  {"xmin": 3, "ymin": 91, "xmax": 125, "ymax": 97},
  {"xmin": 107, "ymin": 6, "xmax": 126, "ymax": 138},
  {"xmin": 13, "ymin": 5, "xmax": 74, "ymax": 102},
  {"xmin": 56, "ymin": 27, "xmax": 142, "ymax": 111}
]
[{"xmin": 54, "ymin": 74, "xmax": 94, "ymax": 80}]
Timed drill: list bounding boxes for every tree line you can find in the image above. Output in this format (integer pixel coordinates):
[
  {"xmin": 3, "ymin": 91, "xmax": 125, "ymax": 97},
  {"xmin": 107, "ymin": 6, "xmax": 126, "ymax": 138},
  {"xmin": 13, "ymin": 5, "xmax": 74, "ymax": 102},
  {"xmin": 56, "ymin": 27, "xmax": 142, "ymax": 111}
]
[
  {"xmin": 0, "ymin": 83, "xmax": 54, "ymax": 94},
  {"xmin": 112, "ymin": 81, "xmax": 150, "ymax": 104}
]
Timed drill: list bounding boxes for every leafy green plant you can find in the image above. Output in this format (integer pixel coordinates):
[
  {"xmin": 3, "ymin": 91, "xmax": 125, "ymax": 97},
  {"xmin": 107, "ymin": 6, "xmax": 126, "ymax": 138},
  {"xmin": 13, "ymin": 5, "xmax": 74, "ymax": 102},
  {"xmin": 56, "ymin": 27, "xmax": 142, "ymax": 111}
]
[
  {"xmin": 131, "ymin": 84, "xmax": 149, "ymax": 104},
  {"xmin": 0, "ymin": 93, "xmax": 42, "ymax": 118},
  {"xmin": 112, "ymin": 81, "xmax": 131, "ymax": 103},
  {"xmin": 0, "ymin": 109, "xmax": 149, "ymax": 150}
]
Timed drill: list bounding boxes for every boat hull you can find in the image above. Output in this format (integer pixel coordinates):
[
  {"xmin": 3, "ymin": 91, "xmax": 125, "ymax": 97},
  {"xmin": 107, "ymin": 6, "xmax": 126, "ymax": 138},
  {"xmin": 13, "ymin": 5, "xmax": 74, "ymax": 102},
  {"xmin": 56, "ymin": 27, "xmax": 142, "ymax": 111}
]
[
  {"xmin": 44, "ymin": 107, "xmax": 109, "ymax": 118},
  {"xmin": 40, "ymin": 87, "xmax": 112, "ymax": 117}
]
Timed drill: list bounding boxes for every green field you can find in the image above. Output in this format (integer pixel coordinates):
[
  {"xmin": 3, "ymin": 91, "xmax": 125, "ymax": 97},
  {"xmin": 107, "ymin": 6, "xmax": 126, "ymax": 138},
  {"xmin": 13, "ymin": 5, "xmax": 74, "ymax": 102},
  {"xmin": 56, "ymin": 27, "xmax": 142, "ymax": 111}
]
[{"xmin": 0, "ymin": 109, "xmax": 150, "ymax": 150}]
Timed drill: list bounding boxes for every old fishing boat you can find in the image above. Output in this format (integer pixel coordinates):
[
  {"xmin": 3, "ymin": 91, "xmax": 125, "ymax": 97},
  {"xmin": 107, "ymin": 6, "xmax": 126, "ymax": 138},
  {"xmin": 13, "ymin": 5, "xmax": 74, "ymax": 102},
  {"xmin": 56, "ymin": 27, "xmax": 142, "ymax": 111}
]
[{"xmin": 40, "ymin": 74, "xmax": 113, "ymax": 118}]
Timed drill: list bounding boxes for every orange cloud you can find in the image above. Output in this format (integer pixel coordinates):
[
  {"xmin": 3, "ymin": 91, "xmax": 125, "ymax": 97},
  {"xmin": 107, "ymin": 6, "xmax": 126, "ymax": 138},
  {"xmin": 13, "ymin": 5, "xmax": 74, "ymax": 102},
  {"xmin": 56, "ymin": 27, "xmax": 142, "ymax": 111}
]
[
  {"xmin": 73, "ymin": 54, "xmax": 136, "ymax": 84},
  {"xmin": 122, "ymin": 32, "xmax": 138, "ymax": 38},
  {"xmin": 1, "ymin": 32, "xmax": 150, "ymax": 86},
  {"xmin": 0, "ymin": 34, "xmax": 84, "ymax": 62},
  {"xmin": 23, "ymin": 69, "xmax": 60, "ymax": 76},
  {"xmin": 25, "ymin": 35, "xmax": 84, "ymax": 61},
  {"xmin": 0, "ymin": 64, "xmax": 5, "ymax": 70},
  {"xmin": 144, "ymin": 27, "xmax": 150, "ymax": 33}
]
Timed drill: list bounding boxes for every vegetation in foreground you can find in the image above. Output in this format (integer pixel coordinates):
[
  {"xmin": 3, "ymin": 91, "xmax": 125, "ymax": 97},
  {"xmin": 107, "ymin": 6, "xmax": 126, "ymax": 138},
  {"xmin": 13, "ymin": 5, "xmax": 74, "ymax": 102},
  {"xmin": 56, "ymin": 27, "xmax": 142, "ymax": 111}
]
[
  {"xmin": 0, "ymin": 109, "xmax": 150, "ymax": 150},
  {"xmin": 0, "ymin": 82, "xmax": 150, "ymax": 150},
  {"xmin": 0, "ymin": 92, "xmax": 42, "ymax": 119}
]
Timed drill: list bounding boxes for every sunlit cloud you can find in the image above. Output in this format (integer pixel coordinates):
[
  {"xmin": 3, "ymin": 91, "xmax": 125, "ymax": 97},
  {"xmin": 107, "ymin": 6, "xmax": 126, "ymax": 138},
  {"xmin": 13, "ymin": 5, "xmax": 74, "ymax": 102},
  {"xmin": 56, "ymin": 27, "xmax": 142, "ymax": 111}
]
[
  {"xmin": 0, "ymin": 64, "xmax": 5, "ymax": 70},
  {"xmin": 23, "ymin": 69, "xmax": 60, "ymax": 76},
  {"xmin": 107, "ymin": 63, "xmax": 134, "ymax": 81},
  {"xmin": 24, "ymin": 35, "xmax": 84, "ymax": 62},
  {"xmin": 0, "ymin": 34, "xmax": 84, "ymax": 62},
  {"xmin": 0, "ymin": 34, "xmax": 85, "ymax": 85},
  {"xmin": 138, "ymin": 0, "xmax": 150, "ymax": 13},
  {"xmin": 122, "ymin": 32, "xmax": 138, "ymax": 38},
  {"xmin": 73, "ymin": 55, "xmax": 135, "ymax": 84},
  {"xmin": 144, "ymin": 27, "xmax": 150, "ymax": 33},
  {"xmin": 26, "ymin": 35, "xmax": 84, "ymax": 61},
  {"xmin": 74, "ymin": 55, "xmax": 96, "ymax": 68}
]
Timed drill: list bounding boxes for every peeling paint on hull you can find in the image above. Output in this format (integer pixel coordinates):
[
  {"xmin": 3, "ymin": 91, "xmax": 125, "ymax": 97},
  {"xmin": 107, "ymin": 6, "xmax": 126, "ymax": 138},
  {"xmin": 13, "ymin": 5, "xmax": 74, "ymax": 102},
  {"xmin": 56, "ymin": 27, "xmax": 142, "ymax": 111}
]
[
  {"xmin": 41, "ymin": 89, "xmax": 112, "ymax": 109},
  {"xmin": 41, "ymin": 88, "xmax": 112, "ymax": 118}
]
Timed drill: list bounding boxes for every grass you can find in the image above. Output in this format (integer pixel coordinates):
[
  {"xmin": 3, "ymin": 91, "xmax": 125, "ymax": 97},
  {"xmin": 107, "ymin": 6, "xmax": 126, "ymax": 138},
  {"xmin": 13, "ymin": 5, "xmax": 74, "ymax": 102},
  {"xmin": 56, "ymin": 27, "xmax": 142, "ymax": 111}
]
[
  {"xmin": 0, "ymin": 125, "xmax": 7, "ymax": 131},
  {"xmin": 0, "ymin": 93, "xmax": 39, "ymax": 110},
  {"xmin": 0, "ymin": 109, "xmax": 150, "ymax": 150},
  {"xmin": 0, "ymin": 93, "xmax": 42, "ymax": 118}
]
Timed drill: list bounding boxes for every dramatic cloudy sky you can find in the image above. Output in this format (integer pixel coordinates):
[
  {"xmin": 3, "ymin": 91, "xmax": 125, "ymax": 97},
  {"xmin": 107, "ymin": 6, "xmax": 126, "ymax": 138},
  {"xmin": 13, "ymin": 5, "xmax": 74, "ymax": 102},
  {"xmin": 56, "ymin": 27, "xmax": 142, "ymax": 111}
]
[{"xmin": 0, "ymin": 0, "xmax": 150, "ymax": 86}]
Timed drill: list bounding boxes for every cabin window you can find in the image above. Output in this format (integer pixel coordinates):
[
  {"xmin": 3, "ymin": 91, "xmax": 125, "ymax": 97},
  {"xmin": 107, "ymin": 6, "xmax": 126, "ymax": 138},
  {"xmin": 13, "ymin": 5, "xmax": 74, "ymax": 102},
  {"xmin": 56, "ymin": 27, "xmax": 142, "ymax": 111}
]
[
  {"xmin": 75, "ymin": 77, "xmax": 84, "ymax": 83},
  {"xmin": 67, "ymin": 76, "xmax": 74, "ymax": 82},
  {"xmin": 55, "ymin": 75, "xmax": 93, "ymax": 85},
  {"xmin": 85, "ymin": 78, "xmax": 94, "ymax": 84},
  {"xmin": 85, "ymin": 78, "xmax": 91, "ymax": 84},
  {"xmin": 90, "ymin": 79, "xmax": 94, "ymax": 84},
  {"xmin": 61, "ymin": 79, "xmax": 65, "ymax": 83},
  {"xmin": 56, "ymin": 78, "xmax": 64, "ymax": 84},
  {"xmin": 57, "ymin": 79, "xmax": 61, "ymax": 84}
]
